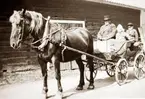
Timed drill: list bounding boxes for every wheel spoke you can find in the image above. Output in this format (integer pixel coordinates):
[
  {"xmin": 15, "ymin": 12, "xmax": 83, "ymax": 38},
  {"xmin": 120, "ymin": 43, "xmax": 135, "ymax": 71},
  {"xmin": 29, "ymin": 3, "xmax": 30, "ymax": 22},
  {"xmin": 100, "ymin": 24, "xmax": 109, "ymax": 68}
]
[
  {"xmin": 109, "ymin": 69, "xmax": 114, "ymax": 74},
  {"xmin": 118, "ymin": 66, "xmax": 122, "ymax": 71},
  {"xmin": 136, "ymin": 68, "xmax": 143, "ymax": 78},
  {"xmin": 121, "ymin": 73, "xmax": 127, "ymax": 79},
  {"xmin": 141, "ymin": 68, "xmax": 145, "ymax": 74},
  {"xmin": 118, "ymin": 72, "xmax": 127, "ymax": 80},
  {"xmin": 111, "ymin": 71, "xmax": 114, "ymax": 75},
  {"xmin": 118, "ymin": 72, "xmax": 122, "ymax": 81},
  {"xmin": 115, "ymin": 58, "xmax": 128, "ymax": 85},
  {"xmin": 140, "ymin": 60, "xmax": 145, "ymax": 66},
  {"xmin": 85, "ymin": 64, "xmax": 97, "ymax": 81},
  {"xmin": 120, "ymin": 73, "xmax": 123, "ymax": 81},
  {"xmin": 139, "ymin": 68, "xmax": 145, "ymax": 75},
  {"xmin": 106, "ymin": 65, "xmax": 115, "ymax": 77},
  {"xmin": 135, "ymin": 64, "xmax": 139, "ymax": 68},
  {"xmin": 138, "ymin": 69, "xmax": 141, "ymax": 77},
  {"xmin": 134, "ymin": 54, "xmax": 145, "ymax": 79}
]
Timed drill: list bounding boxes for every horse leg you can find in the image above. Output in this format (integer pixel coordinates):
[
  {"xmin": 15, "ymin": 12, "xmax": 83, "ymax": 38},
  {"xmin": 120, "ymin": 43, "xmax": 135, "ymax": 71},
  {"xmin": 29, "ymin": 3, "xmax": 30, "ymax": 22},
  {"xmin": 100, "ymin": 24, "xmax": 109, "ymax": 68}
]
[
  {"xmin": 38, "ymin": 55, "xmax": 48, "ymax": 97},
  {"xmin": 86, "ymin": 35, "xmax": 95, "ymax": 90},
  {"xmin": 87, "ymin": 56, "xmax": 95, "ymax": 89},
  {"xmin": 52, "ymin": 56, "xmax": 63, "ymax": 98},
  {"xmin": 76, "ymin": 57, "xmax": 85, "ymax": 90}
]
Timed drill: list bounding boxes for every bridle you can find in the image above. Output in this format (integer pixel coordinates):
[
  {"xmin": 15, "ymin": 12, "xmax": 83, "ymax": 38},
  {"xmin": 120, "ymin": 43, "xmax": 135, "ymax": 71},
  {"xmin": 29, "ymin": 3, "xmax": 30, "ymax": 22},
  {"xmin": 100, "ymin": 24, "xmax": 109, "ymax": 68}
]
[
  {"xmin": 17, "ymin": 9, "xmax": 67, "ymax": 51},
  {"xmin": 17, "ymin": 9, "xmax": 26, "ymax": 44},
  {"xmin": 19, "ymin": 14, "xmax": 63, "ymax": 49},
  {"xmin": 19, "ymin": 16, "xmax": 25, "ymax": 43},
  {"xmin": 18, "ymin": 9, "xmax": 44, "ymax": 48},
  {"xmin": 16, "ymin": 10, "xmax": 67, "ymax": 60}
]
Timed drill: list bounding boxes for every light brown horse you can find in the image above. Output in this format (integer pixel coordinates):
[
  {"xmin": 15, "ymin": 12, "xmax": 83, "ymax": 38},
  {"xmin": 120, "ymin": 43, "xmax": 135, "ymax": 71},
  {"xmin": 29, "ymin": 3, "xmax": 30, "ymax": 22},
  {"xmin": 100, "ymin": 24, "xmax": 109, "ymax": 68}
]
[{"xmin": 9, "ymin": 9, "xmax": 94, "ymax": 98}]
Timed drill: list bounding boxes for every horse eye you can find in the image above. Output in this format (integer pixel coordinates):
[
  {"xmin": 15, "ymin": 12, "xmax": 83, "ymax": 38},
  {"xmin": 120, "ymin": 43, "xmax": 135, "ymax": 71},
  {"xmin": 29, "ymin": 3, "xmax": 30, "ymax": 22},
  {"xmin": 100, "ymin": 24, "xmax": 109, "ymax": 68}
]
[
  {"xmin": 19, "ymin": 34, "xmax": 22, "ymax": 39},
  {"xmin": 17, "ymin": 23, "xmax": 22, "ymax": 28},
  {"xmin": 16, "ymin": 23, "xmax": 19, "ymax": 26}
]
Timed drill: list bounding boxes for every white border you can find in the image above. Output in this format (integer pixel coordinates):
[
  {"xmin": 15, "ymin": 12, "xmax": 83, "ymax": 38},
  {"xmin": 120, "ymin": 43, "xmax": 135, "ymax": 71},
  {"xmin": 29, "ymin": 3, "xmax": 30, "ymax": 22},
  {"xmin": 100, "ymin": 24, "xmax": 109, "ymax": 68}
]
[{"xmin": 50, "ymin": 19, "xmax": 85, "ymax": 28}]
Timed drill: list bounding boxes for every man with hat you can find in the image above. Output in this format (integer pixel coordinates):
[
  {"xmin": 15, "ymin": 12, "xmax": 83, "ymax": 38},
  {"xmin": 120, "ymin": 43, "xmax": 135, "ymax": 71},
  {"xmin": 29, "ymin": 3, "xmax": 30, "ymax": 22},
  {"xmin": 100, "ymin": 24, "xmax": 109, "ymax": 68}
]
[
  {"xmin": 126, "ymin": 22, "xmax": 140, "ymax": 51},
  {"xmin": 126, "ymin": 22, "xmax": 138, "ymax": 42},
  {"xmin": 97, "ymin": 15, "xmax": 116, "ymax": 41},
  {"xmin": 94, "ymin": 15, "xmax": 116, "ymax": 54}
]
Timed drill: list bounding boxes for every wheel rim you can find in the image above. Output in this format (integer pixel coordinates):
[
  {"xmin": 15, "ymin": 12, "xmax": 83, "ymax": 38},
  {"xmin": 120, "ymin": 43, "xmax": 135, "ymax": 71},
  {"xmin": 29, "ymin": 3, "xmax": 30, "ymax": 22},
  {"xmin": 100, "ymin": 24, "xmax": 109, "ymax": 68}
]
[
  {"xmin": 106, "ymin": 65, "xmax": 115, "ymax": 77},
  {"xmin": 115, "ymin": 58, "xmax": 128, "ymax": 85},
  {"xmin": 134, "ymin": 53, "xmax": 145, "ymax": 79},
  {"xmin": 85, "ymin": 64, "xmax": 97, "ymax": 81}
]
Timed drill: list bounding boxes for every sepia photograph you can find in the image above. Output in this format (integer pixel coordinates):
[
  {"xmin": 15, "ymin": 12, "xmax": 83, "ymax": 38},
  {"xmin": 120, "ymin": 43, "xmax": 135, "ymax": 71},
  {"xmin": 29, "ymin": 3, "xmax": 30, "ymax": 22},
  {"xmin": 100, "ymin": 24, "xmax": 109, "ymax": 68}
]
[{"xmin": 0, "ymin": 0, "xmax": 145, "ymax": 99}]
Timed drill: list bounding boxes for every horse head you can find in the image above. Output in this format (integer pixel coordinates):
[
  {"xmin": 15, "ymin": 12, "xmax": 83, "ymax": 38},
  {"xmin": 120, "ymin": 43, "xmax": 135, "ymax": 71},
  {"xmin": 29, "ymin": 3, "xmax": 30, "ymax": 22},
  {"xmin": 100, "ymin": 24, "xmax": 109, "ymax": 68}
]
[{"xmin": 9, "ymin": 9, "xmax": 44, "ymax": 49}]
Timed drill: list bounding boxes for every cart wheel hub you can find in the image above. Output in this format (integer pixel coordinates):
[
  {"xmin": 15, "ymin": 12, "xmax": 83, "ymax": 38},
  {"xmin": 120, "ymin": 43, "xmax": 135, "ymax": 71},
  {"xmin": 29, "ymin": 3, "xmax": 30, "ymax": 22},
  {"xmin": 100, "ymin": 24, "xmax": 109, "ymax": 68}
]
[
  {"xmin": 138, "ymin": 64, "xmax": 143, "ymax": 68},
  {"xmin": 121, "ymin": 70, "xmax": 126, "ymax": 74}
]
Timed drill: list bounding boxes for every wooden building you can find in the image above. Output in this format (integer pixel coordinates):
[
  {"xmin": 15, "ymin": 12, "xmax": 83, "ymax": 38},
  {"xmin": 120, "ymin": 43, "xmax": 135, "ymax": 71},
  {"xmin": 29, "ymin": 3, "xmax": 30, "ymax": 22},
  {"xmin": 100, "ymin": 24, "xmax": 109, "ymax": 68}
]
[{"xmin": 0, "ymin": 0, "xmax": 144, "ymax": 72}]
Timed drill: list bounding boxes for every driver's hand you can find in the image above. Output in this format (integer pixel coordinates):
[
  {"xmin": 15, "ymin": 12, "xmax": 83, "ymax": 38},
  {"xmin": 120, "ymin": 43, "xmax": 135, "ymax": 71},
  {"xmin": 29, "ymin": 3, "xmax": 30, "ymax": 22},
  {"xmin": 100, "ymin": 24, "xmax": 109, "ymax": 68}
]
[{"xmin": 38, "ymin": 45, "xmax": 44, "ymax": 51}]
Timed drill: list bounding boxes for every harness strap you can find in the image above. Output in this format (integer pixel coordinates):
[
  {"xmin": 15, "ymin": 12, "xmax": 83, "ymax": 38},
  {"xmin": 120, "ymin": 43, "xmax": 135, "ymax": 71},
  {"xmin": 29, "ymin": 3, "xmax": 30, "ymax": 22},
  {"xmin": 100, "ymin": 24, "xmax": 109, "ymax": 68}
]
[
  {"xmin": 60, "ymin": 29, "xmax": 67, "ymax": 61},
  {"xmin": 61, "ymin": 46, "xmax": 67, "ymax": 61},
  {"xmin": 30, "ymin": 29, "xmax": 61, "ymax": 45},
  {"xmin": 19, "ymin": 18, "xmax": 25, "ymax": 42},
  {"xmin": 60, "ymin": 29, "xmax": 67, "ymax": 44}
]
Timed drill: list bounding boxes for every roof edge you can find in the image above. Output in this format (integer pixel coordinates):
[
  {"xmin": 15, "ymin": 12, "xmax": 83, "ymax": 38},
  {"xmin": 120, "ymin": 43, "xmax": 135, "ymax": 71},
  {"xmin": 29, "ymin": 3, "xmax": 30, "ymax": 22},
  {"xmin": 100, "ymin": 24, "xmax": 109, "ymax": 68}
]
[
  {"xmin": 85, "ymin": 0, "xmax": 145, "ymax": 10},
  {"xmin": 104, "ymin": 0, "xmax": 144, "ymax": 10}
]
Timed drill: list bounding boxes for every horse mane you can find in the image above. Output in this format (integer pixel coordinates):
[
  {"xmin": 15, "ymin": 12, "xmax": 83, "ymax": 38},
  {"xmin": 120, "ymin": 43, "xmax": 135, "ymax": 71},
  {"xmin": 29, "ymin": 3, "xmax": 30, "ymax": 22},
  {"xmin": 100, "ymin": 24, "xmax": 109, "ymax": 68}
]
[
  {"xmin": 49, "ymin": 22, "xmax": 62, "ymax": 33},
  {"xmin": 9, "ymin": 10, "xmax": 86, "ymax": 37},
  {"xmin": 9, "ymin": 10, "xmax": 44, "ymax": 34},
  {"xmin": 26, "ymin": 10, "xmax": 44, "ymax": 33}
]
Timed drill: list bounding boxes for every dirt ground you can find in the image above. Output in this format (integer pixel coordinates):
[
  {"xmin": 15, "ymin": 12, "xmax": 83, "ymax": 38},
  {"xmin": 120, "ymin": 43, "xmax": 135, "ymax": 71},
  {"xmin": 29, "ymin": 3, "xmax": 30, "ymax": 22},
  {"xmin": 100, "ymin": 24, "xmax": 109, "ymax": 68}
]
[
  {"xmin": 0, "ymin": 65, "xmax": 145, "ymax": 99},
  {"xmin": 0, "ymin": 65, "xmax": 79, "ymax": 88}
]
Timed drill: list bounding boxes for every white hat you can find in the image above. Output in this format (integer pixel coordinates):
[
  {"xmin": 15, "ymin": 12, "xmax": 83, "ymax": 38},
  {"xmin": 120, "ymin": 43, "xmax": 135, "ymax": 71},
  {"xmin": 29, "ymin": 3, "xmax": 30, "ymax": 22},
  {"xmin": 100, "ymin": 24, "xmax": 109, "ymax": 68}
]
[{"xmin": 117, "ymin": 24, "xmax": 124, "ymax": 32}]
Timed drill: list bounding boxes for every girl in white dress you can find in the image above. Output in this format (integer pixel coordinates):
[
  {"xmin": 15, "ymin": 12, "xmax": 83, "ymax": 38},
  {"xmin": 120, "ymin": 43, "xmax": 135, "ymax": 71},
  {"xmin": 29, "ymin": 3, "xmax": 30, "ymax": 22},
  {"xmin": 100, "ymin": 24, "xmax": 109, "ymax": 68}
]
[
  {"xmin": 116, "ymin": 24, "xmax": 128, "ymax": 41},
  {"xmin": 109, "ymin": 24, "xmax": 128, "ymax": 53}
]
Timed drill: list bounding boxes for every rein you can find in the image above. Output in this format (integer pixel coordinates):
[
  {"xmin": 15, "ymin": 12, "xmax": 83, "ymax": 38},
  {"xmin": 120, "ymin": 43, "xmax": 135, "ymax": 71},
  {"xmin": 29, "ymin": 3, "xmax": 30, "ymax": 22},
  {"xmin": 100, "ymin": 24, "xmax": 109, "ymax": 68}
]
[
  {"xmin": 31, "ymin": 29, "xmax": 61, "ymax": 45},
  {"xmin": 22, "ymin": 27, "xmax": 62, "ymax": 49},
  {"xmin": 20, "ymin": 14, "xmax": 62, "ymax": 48},
  {"xmin": 20, "ymin": 14, "xmax": 67, "ymax": 60},
  {"xmin": 18, "ymin": 17, "xmax": 25, "ymax": 43},
  {"xmin": 22, "ymin": 29, "xmax": 62, "ymax": 49}
]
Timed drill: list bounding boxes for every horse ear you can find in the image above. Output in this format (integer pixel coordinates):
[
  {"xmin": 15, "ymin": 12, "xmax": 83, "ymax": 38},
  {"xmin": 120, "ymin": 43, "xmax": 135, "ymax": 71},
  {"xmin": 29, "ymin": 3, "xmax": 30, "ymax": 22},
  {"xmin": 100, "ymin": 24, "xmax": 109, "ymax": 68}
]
[
  {"xmin": 20, "ymin": 8, "xmax": 26, "ymax": 17},
  {"xmin": 47, "ymin": 16, "xmax": 51, "ymax": 20},
  {"xmin": 13, "ymin": 10, "xmax": 17, "ymax": 13}
]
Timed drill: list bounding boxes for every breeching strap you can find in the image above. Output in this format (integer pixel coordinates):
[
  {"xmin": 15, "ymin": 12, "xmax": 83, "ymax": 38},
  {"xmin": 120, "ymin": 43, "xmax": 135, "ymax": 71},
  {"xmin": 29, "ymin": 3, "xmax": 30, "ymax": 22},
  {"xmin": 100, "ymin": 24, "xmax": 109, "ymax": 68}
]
[{"xmin": 59, "ymin": 43, "xmax": 115, "ymax": 65}]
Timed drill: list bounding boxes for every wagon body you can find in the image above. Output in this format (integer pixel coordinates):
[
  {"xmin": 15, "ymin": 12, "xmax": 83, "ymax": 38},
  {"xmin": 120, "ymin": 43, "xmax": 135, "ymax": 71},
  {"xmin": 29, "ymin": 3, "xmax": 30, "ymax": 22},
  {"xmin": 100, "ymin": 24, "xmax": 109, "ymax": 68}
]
[{"xmin": 84, "ymin": 26, "xmax": 145, "ymax": 85}]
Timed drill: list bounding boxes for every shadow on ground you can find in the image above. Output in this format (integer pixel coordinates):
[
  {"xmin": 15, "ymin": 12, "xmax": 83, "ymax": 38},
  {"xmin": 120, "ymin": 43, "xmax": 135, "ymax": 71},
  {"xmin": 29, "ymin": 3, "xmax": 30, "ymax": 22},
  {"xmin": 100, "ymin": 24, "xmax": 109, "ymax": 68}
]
[
  {"xmin": 61, "ymin": 70, "xmax": 137, "ymax": 99},
  {"xmin": 62, "ymin": 76, "xmax": 115, "ymax": 99}
]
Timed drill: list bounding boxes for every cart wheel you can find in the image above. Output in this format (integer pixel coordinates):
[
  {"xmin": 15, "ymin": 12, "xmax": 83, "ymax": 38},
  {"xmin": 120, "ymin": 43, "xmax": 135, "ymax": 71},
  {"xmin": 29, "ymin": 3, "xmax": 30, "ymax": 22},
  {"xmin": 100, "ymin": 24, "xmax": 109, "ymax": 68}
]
[
  {"xmin": 85, "ymin": 64, "xmax": 97, "ymax": 82},
  {"xmin": 115, "ymin": 58, "xmax": 128, "ymax": 86},
  {"xmin": 134, "ymin": 53, "xmax": 145, "ymax": 79},
  {"xmin": 106, "ymin": 65, "xmax": 115, "ymax": 77}
]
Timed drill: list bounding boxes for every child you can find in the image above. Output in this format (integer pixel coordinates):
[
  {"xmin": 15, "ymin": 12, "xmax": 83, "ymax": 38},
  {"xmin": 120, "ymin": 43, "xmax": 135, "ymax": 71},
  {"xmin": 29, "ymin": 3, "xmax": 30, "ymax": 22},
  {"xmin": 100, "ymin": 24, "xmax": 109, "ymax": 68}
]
[{"xmin": 116, "ymin": 24, "xmax": 128, "ymax": 41}]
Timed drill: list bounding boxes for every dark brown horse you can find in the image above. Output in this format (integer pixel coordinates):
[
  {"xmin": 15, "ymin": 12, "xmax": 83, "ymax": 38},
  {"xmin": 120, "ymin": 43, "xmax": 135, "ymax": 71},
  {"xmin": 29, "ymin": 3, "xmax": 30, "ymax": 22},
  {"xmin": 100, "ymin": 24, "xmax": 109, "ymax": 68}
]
[{"xmin": 9, "ymin": 9, "xmax": 94, "ymax": 98}]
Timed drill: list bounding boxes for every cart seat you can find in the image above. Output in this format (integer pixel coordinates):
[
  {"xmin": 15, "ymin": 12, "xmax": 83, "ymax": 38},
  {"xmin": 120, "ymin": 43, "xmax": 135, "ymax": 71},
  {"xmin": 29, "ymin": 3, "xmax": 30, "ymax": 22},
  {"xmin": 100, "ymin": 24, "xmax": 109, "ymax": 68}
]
[
  {"xmin": 94, "ymin": 39, "xmax": 143, "ymax": 60},
  {"xmin": 94, "ymin": 39, "xmax": 127, "ymax": 54}
]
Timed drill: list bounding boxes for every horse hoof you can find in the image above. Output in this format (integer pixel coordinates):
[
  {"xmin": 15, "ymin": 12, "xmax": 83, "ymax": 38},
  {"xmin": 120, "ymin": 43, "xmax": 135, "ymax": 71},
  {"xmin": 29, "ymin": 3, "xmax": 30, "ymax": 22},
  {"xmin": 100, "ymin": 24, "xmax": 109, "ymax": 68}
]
[
  {"xmin": 55, "ymin": 92, "xmax": 63, "ymax": 99},
  {"xmin": 87, "ymin": 85, "xmax": 94, "ymax": 90},
  {"xmin": 76, "ymin": 86, "xmax": 83, "ymax": 90},
  {"xmin": 59, "ymin": 87, "xmax": 63, "ymax": 92},
  {"xmin": 42, "ymin": 87, "xmax": 48, "ymax": 94}
]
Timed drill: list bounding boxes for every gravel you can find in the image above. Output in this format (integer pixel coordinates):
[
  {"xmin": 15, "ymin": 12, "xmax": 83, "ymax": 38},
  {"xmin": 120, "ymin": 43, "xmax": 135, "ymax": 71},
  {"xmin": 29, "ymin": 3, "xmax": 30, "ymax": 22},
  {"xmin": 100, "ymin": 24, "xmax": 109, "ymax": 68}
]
[{"xmin": 0, "ymin": 65, "xmax": 79, "ymax": 88}]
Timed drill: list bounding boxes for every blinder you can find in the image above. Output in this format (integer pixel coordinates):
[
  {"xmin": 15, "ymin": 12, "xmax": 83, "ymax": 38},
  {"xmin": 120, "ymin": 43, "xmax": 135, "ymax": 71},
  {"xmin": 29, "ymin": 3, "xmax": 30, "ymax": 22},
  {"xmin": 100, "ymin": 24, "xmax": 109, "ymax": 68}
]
[{"xmin": 18, "ymin": 9, "xmax": 26, "ymax": 43}]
